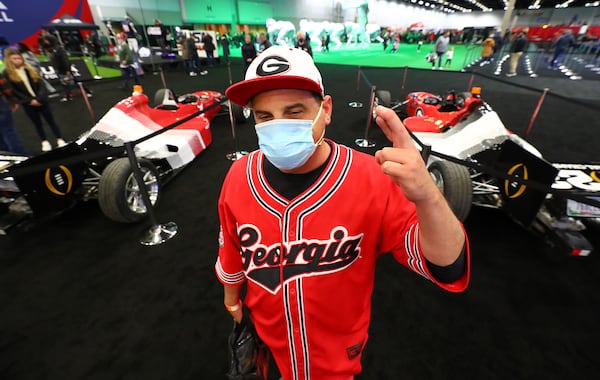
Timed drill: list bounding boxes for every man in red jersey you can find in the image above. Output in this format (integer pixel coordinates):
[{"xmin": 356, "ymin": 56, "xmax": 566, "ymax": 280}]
[{"xmin": 216, "ymin": 45, "xmax": 470, "ymax": 380}]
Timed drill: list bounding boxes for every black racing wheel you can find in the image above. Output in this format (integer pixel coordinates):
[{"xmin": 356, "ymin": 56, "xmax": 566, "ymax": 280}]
[
  {"xmin": 428, "ymin": 160, "xmax": 472, "ymax": 221},
  {"xmin": 98, "ymin": 158, "xmax": 161, "ymax": 223}
]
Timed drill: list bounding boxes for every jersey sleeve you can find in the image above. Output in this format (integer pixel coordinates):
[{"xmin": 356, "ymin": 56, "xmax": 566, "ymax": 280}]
[
  {"xmin": 379, "ymin": 181, "xmax": 470, "ymax": 293},
  {"xmin": 404, "ymin": 223, "xmax": 470, "ymax": 293},
  {"xmin": 214, "ymin": 164, "xmax": 247, "ymax": 286}
]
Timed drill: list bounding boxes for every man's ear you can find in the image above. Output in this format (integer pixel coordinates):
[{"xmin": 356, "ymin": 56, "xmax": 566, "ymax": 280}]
[{"xmin": 323, "ymin": 95, "xmax": 333, "ymax": 124}]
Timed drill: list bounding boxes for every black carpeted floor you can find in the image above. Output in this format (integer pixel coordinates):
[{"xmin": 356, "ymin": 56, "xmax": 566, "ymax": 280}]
[{"xmin": 1, "ymin": 59, "xmax": 600, "ymax": 380}]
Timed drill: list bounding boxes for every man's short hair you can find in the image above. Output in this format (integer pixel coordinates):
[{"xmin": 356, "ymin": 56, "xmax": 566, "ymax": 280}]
[{"xmin": 226, "ymin": 46, "xmax": 324, "ymax": 106}]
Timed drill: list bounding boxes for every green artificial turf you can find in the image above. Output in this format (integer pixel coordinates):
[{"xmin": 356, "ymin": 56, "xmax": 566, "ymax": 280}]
[
  {"xmin": 0, "ymin": 55, "xmax": 121, "ymax": 78},
  {"xmin": 80, "ymin": 56, "xmax": 122, "ymax": 78},
  {"xmin": 0, "ymin": 42, "xmax": 482, "ymax": 77},
  {"xmin": 227, "ymin": 41, "xmax": 484, "ymax": 71}
]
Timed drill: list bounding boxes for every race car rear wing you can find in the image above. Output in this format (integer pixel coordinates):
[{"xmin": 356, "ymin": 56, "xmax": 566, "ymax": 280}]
[
  {"xmin": 410, "ymin": 132, "xmax": 600, "ymax": 227},
  {"xmin": 8, "ymin": 144, "xmax": 89, "ymax": 217},
  {"xmin": 472, "ymin": 139, "xmax": 559, "ymax": 227}
]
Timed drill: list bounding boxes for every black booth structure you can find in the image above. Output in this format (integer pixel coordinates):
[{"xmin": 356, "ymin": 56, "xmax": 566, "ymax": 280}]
[{"xmin": 41, "ymin": 14, "xmax": 99, "ymax": 56}]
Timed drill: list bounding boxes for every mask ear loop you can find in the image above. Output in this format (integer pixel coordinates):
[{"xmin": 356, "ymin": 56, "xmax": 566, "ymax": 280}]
[{"xmin": 313, "ymin": 101, "xmax": 326, "ymax": 145}]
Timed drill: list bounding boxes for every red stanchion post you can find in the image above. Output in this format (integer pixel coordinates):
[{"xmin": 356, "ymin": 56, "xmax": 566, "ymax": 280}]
[
  {"xmin": 78, "ymin": 82, "xmax": 95, "ymax": 124},
  {"xmin": 466, "ymin": 73, "xmax": 475, "ymax": 91},
  {"xmin": 401, "ymin": 65, "xmax": 408, "ymax": 90},
  {"xmin": 525, "ymin": 88, "xmax": 549, "ymax": 137}
]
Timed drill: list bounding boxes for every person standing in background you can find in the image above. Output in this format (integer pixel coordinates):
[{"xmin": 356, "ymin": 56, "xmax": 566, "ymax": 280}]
[
  {"xmin": 154, "ymin": 19, "xmax": 167, "ymax": 53},
  {"xmin": 202, "ymin": 32, "xmax": 216, "ymax": 67},
  {"xmin": 45, "ymin": 44, "xmax": 73, "ymax": 101},
  {"xmin": 434, "ymin": 31, "xmax": 450, "ymax": 70},
  {"xmin": 46, "ymin": 44, "xmax": 93, "ymax": 101},
  {"xmin": 0, "ymin": 76, "xmax": 27, "ymax": 154},
  {"xmin": 38, "ymin": 30, "xmax": 58, "ymax": 56},
  {"xmin": 257, "ymin": 32, "xmax": 271, "ymax": 54},
  {"xmin": 220, "ymin": 33, "xmax": 230, "ymax": 63},
  {"xmin": 549, "ymin": 29, "xmax": 576, "ymax": 69},
  {"xmin": 99, "ymin": 31, "xmax": 110, "ymax": 56},
  {"xmin": 241, "ymin": 34, "xmax": 256, "ymax": 76},
  {"xmin": 492, "ymin": 30, "xmax": 503, "ymax": 59},
  {"xmin": 295, "ymin": 31, "xmax": 312, "ymax": 57},
  {"xmin": 184, "ymin": 34, "xmax": 207, "ymax": 76},
  {"xmin": 122, "ymin": 16, "xmax": 139, "ymax": 52},
  {"xmin": 118, "ymin": 36, "xmax": 140, "ymax": 89},
  {"xmin": 444, "ymin": 47, "xmax": 454, "ymax": 67},
  {"xmin": 2, "ymin": 48, "xmax": 65, "ymax": 152},
  {"xmin": 506, "ymin": 29, "xmax": 528, "ymax": 77},
  {"xmin": 480, "ymin": 34, "xmax": 495, "ymax": 64}
]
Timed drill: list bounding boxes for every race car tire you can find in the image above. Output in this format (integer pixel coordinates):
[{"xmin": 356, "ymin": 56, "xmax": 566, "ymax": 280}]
[
  {"xmin": 428, "ymin": 160, "xmax": 472, "ymax": 221},
  {"xmin": 231, "ymin": 103, "xmax": 252, "ymax": 124},
  {"xmin": 98, "ymin": 158, "xmax": 161, "ymax": 223},
  {"xmin": 376, "ymin": 90, "xmax": 392, "ymax": 107}
]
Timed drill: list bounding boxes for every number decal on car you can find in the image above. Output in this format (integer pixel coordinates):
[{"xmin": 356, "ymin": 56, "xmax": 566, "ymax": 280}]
[{"xmin": 552, "ymin": 169, "xmax": 600, "ymax": 192}]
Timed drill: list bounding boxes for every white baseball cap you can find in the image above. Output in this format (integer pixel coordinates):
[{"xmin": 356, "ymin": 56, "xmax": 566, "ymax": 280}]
[{"xmin": 225, "ymin": 46, "xmax": 324, "ymax": 106}]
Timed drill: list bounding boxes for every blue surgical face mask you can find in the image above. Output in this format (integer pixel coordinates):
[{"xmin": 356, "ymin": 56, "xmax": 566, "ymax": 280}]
[{"xmin": 255, "ymin": 103, "xmax": 324, "ymax": 171}]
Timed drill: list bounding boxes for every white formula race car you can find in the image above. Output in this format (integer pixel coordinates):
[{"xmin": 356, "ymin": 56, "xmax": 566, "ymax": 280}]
[{"xmin": 376, "ymin": 88, "xmax": 600, "ymax": 256}]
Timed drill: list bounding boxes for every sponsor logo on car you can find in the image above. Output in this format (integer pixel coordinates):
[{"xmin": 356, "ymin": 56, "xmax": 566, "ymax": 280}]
[
  {"xmin": 504, "ymin": 163, "xmax": 529, "ymax": 199},
  {"xmin": 44, "ymin": 165, "xmax": 73, "ymax": 196}
]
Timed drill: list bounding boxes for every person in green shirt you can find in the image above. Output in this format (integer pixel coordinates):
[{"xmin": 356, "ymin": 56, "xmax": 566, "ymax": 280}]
[{"xmin": 118, "ymin": 36, "xmax": 139, "ymax": 91}]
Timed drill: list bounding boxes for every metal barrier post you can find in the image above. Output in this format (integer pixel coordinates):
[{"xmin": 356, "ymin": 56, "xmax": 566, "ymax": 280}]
[
  {"xmin": 225, "ymin": 61, "xmax": 248, "ymax": 161},
  {"xmin": 159, "ymin": 66, "xmax": 168, "ymax": 89},
  {"xmin": 348, "ymin": 66, "xmax": 363, "ymax": 108},
  {"xmin": 124, "ymin": 141, "xmax": 178, "ymax": 245},
  {"xmin": 355, "ymin": 85, "xmax": 377, "ymax": 148}
]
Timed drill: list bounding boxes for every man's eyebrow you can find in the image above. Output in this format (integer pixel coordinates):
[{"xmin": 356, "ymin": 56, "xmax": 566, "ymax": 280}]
[
  {"xmin": 253, "ymin": 102, "xmax": 308, "ymax": 115},
  {"xmin": 253, "ymin": 109, "xmax": 272, "ymax": 117},
  {"xmin": 283, "ymin": 103, "xmax": 307, "ymax": 112}
]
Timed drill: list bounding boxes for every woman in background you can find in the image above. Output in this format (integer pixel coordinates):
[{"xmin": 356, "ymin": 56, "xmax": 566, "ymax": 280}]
[
  {"xmin": 0, "ymin": 76, "xmax": 27, "ymax": 154},
  {"xmin": 1, "ymin": 48, "xmax": 65, "ymax": 152}
]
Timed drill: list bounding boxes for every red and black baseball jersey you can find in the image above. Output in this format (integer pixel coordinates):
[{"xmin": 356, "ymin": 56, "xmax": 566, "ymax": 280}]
[{"xmin": 216, "ymin": 140, "xmax": 470, "ymax": 380}]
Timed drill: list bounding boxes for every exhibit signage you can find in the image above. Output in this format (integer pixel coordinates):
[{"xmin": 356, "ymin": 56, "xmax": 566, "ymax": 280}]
[{"xmin": 39, "ymin": 59, "xmax": 93, "ymax": 82}]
